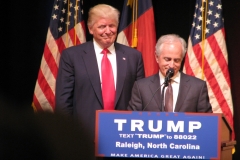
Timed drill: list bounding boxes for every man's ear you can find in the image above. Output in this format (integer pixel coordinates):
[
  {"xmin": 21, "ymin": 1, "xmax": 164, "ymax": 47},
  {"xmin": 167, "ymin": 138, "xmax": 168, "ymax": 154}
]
[
  {"xmin": 88, "ymin": 26, "xmax": 93, "ymax": 34},
  {"xmin": 155, "ymin": 54, "xmax": 159, "ymax": 63}
]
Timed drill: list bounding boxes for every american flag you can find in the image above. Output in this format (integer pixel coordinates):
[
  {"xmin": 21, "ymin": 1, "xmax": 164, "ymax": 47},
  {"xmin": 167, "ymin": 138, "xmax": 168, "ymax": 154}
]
[
  {"xmin": 32, "ymin": 0, "xmax": 86, "ymax": 112},
  {"xmin": 183, "ymin": 0, "xmax": 234, "ymax": 139}
]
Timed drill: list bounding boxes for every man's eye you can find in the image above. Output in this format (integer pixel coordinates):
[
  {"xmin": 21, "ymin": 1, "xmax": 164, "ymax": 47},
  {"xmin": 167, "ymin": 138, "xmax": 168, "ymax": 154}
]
[
  {"xmin": 164, "ymin": 58, "xmax": 171, "ymax": 61},
  {"xmin": 174, "ymin": 59, "xmax": 181, "ymax": 63},
  {"xmin": 109, "ymin": 24, "xmax": 116, "ymax": 28},
  {"xmin": 99, "ymin": 25, "xmax": 105, "ymax": 29}
]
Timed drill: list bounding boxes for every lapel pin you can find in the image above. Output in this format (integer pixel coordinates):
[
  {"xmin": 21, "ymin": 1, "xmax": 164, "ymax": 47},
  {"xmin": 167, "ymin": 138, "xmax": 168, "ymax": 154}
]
[{"xmin": 123, "ymin": 57, "xmax": 126, "ymax": 60}]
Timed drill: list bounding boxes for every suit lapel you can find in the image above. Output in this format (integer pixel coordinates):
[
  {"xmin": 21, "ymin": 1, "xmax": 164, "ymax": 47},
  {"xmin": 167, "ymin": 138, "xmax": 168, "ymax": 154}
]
[
  {"xmin": 115, "ymin": 44, "xmax": 127, "ymax": 107},
  {"xmin": 82, "ymin": 42, "xmax": 103, "ymax": 108},
  {"xmin": 149, "ymin": 74, "xmax": 161, "ymax": 110},
  {"xmin": 175, "ymin": 73, "xmax": 190, "ymax": 112}
]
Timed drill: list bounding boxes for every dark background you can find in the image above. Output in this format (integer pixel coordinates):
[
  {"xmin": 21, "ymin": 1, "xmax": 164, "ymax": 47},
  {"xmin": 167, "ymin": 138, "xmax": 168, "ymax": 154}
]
[{"xmin": 1, "ymin": 0, "xmax": 240, "ymax": 159}]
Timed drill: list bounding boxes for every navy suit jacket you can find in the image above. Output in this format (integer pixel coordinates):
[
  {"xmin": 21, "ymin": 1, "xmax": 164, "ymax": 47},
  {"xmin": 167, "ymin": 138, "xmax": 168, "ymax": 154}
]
[
  {"xmin": 128, "ymin": 72, "xmax": 212, "ymax": 113},
  {"xmin": 55, "ymin": 41, "xmax": 145, "ymax": 159}
]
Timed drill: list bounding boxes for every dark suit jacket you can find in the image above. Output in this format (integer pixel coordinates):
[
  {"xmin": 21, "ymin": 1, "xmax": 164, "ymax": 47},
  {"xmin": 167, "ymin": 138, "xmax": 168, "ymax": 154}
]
[
  {"xmin": 128, "ymin": 72, "xmax": 212, "ymax": 113},
  {"xmin": 55, "ymin": 41, "xmax": 145, "ymax": 160}
]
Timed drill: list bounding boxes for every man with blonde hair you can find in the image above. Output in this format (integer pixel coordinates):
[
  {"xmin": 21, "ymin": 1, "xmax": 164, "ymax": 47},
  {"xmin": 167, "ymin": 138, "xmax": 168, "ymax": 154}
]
[{"xmin": 55, "ymin": 4, "xmax": 145, "ymax": 159}]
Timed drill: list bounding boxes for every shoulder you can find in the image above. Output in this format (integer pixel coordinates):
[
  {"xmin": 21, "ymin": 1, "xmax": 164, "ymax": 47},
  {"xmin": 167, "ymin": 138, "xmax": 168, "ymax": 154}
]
[
  {"xmin": 62, "ymin": 41, "xmax": 92, "ymax": 52},
  {"xmin": 181, "ymin": 72, "xmax": 206, "ymax": 84},
  {"xmin": 60, "ymin": 41, "xmax": 93, "ymax": 56},
  {"xmin": 136, "ymin": 73, "xmax": 158, "ymax": 84}
]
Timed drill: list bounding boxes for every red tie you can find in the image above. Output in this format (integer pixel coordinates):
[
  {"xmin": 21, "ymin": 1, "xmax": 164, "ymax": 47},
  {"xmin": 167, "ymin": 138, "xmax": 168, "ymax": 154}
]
[{"xmin": 101, "ymin": 48, "xmax": 115, "ymax": 110}]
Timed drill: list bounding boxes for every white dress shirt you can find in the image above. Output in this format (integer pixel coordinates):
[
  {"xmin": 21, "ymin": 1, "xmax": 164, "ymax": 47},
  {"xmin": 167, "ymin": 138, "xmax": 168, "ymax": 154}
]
[
  {"xmin": 93, "ymin": 39, "xmax": 117, "ymax": 89},
  {"xmin": 159, "ymin": 71, "xmax": 181, "ymax": 111}
]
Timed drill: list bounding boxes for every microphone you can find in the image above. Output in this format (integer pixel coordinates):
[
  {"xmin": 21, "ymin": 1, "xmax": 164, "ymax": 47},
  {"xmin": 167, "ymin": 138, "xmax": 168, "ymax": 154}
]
[{"xmin": 163, "ymin": 68, "xmax": 174, "ymax": 86}]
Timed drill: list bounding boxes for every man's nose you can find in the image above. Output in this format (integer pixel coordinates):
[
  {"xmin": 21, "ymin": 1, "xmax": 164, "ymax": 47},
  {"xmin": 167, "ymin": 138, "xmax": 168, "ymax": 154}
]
[
  {"xmin": 105, "ymin": 26, "xmax": 111, "ymax": 33},
  {"xmin": 169, "ymin": 60, "xmax": 174, "ymax": 68}
]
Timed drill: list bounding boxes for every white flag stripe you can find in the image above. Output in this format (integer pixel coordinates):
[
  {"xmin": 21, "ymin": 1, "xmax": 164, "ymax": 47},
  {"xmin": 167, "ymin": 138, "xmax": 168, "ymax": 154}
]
[
  {"xmin": 116, "ymin": 31, "xmax": 129, "ymax": 46},
  {"xmin": 185, "ymin": 39, "xmax": 202, "ymax": 76},
  {"xmin": 75, "ymin": 23, "xmax": 86, "ymax": 43},
  {"xmin": 62, "ymin": 33, "xmax": 74, "ymax": 49},
  {"xmin": 34, "ymin": 81, "xmax": 54, "ymax": 112},
  {"xmin": 214, "ymin": 30, "xmax": 228, "ymax": 62},
  {"xmin": 46, "ymin": 30, "xmax": 61, "ymax": 66},
  {"xmin": 40, "ymin": 56, "xmax": 56, "ymax": 94},
  {"xmin": 205, "ymin": 82, "xmax": 221, "ymax": 113}
]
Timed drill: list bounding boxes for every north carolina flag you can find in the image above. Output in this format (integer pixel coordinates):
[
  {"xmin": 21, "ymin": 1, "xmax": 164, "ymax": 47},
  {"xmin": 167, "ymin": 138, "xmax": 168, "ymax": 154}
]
[
  {"xmin": 117, "ymin": 0, "xmax": 158, "ymax": 77},
  {"xmin": 183, "ymin": 0, "xmax": 234, "ymax": 139},
  {"xmin": 32, "ymin": 0, "xmax": 86, "ymax": 112}
]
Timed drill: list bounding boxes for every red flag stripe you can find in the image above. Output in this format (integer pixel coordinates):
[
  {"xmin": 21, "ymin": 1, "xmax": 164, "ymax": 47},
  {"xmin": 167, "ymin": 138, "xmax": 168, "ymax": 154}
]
[
  {"xmin": 34, "ymin": 80, "xmax": 54, "ymax": 111},
  {"xmin": 123, "ymin": 26, "xmax": 133, "ymax": 46},
  {"xmin": 78, "ymin": 21, "xmax": 86, "ymax": 41},
  {"xmin": 75, "ymin": 22, "xmax": 86, "ymax": 44},
  {"xmin": 45, "ymin": 31, "xmax": 62, "ymax": 66},
  {"xmin": 40, "ymin": 56, "xmax": 57, "ymax": 92},
  {"xmin": 43, "ymin": 44, "xmax": 59, "ymax": 79},
  {"xmin": 55, "ymin": 38, "xmax": 66, "ymax": 55},
  {"xmin": 68, "ymin": 27, "xmax": 81, "ymax": 46},
  {"xmin": 183, "ymin": 54, "xmax": 195, "ymax": 76},
  {"xmin": 183, "ymin": 39, "xmax": 197, "ymax": 76},
  {"xmin": 37, "ymin": 69, "xmax": 55, "ymax": 108},
  {"xmin": 207, "ymin": 32, "xmax": 231, "ymax": 86},
  {"xmin": 33, "ymin": 94, "xmax": 43, "ymax": 112}
]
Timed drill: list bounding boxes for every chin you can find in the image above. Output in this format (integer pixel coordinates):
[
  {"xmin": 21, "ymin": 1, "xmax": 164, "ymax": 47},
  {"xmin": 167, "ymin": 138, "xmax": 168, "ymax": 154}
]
[{"xmin": 104, "ymin": 41, "xmax": 114, "ymax": 45}]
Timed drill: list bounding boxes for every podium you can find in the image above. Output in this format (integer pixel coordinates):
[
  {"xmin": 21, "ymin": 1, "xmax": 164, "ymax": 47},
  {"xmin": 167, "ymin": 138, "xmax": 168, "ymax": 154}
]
[
  {"xmin": 220, "ymin": 115, "xmax": 236, "ymax": 160},
  {"xmin": 95, "ymin": 111, "xmax": 236, "ymax": 160}
]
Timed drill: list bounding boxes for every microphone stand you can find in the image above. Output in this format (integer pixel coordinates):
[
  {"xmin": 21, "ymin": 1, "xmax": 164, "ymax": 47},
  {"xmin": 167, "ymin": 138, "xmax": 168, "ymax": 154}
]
[
  {"xmin": 160, "ymin": 81, "xmax": 169, "ymax": 112},
  {"xmin": 159, "ymin": 68, "xmax": 174, "ymax": 111}
]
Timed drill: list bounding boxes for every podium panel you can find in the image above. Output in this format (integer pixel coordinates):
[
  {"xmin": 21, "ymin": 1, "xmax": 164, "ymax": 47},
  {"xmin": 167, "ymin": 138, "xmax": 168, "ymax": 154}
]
[{"xmin": 95, "ymin": 111, "xmax": 226, "ymax": 159}]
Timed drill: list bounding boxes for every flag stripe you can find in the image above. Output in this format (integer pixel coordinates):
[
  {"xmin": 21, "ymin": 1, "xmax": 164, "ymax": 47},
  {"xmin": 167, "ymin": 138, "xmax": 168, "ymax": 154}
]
[
  {"xmin": 183, "ymin": 56, "xmax": 194, "ymax": 76},
  {"xmin": 33, "ymin": 94, "xmax": 43, "ymax": 112},
  {"xmin": 75, "ymin": 22, "xmax": 86, "ymax": 44},
  {"xmin": 34, "ymin": 81, "xmax": 54, "ymax": 112},
  {"xmin": 55, "ymin": 37, "xmax": 67, "ymax": 56},
  {"xmin": 183, "ymin": 39, "xmax": 195, "ymax": 76},
  {"xmin": 69, "ymin": 29, "xmax": 80, "ymax": 46},
  {"xmin": 43, "ymin": 43, "xmax": 59, "ymax": 79},
  {"xmin": 207, "ymin": 32, "xmax": 230, "ymax": 86},
  {"xmin": 45, "ymin": 31, "xmax": 61, "ymax": 67},
  {"xmin": 40, "ymin": 55, "xmax": 56, "ymax": 94},
  {"xmin": 123, "ymin": 24, "xmax": 133, "ymax": 46},
  {"xmin": 37, "ymin": 69, "xmax": 55, "ymax": 108},
  {"xmin": 116, "ymin": 31, "xmax": 130, "ymax": 46}
]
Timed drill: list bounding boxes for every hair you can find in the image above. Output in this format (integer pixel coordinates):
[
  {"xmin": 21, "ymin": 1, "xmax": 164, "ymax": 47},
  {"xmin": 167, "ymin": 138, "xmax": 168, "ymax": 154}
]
[
  {"xmin": 155, "ymin": 34, "xmax": 187, "ymax": 57},
  {"xmin": 87, "ymin": 4, "xmax": 120, "ymax": 28}
]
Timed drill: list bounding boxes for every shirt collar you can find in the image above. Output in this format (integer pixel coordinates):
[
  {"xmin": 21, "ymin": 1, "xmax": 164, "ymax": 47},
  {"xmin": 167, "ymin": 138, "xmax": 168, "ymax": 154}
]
[
  {"xmin": 93, "ymin": 39, "xmax": 115, "ymax": 54},
  {"xmin": 159, "ymin": 71, "xmax": 180, "ymax": 85}
]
